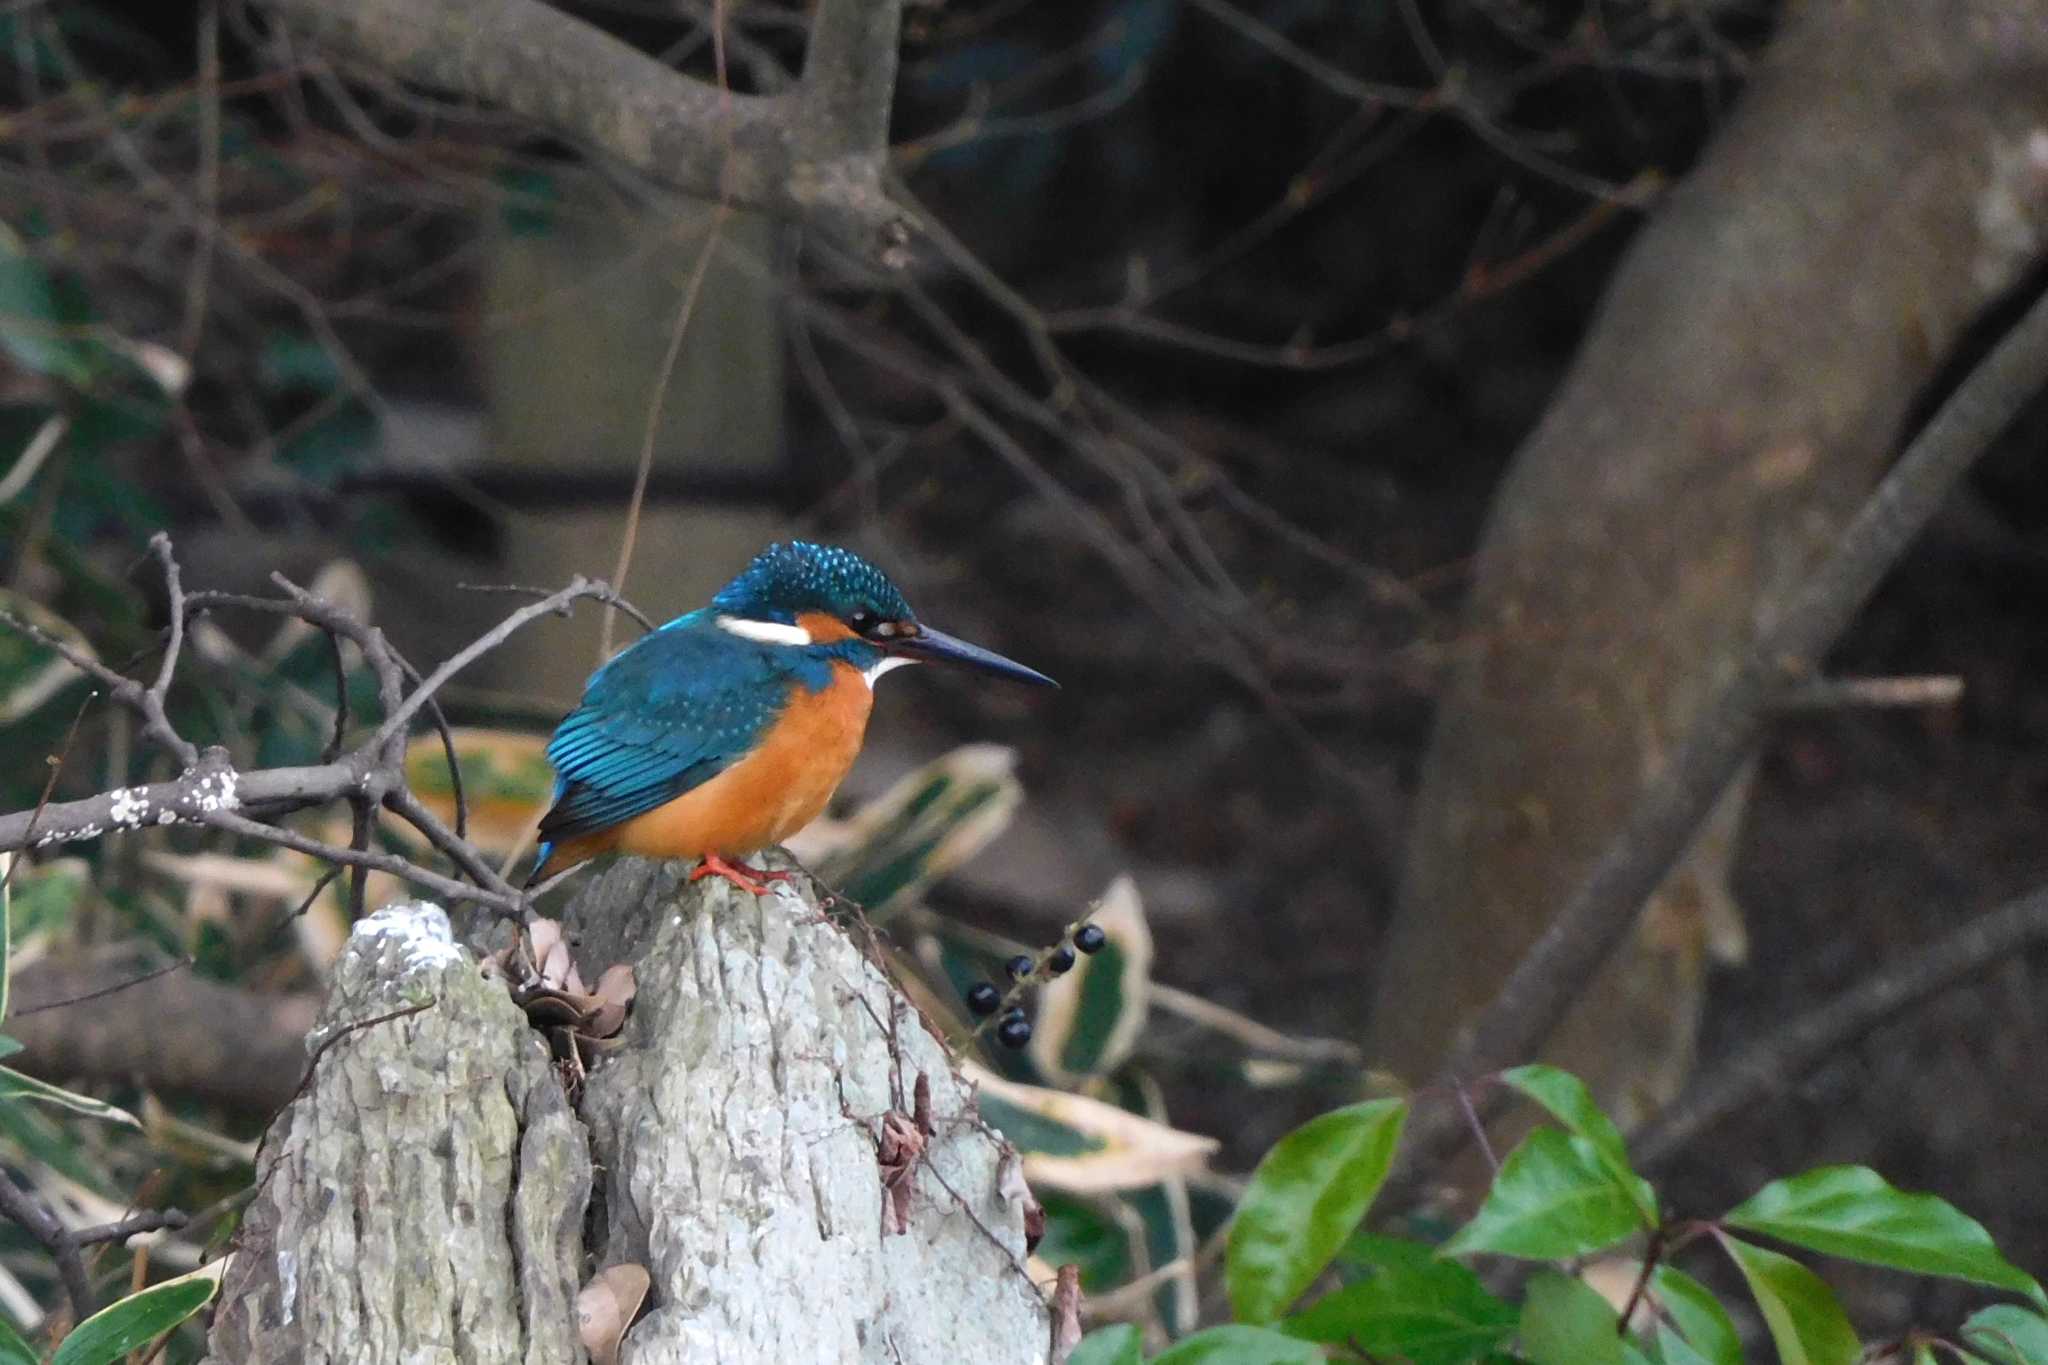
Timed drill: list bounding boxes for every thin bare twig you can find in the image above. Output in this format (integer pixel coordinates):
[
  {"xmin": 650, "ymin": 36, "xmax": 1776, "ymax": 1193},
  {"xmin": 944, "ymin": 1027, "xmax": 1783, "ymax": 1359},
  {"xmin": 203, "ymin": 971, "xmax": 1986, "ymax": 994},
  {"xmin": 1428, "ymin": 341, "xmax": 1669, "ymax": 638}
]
[{"xmin": 1635, "ymin": 879, "xmax": 2048, "ymax": 1169}]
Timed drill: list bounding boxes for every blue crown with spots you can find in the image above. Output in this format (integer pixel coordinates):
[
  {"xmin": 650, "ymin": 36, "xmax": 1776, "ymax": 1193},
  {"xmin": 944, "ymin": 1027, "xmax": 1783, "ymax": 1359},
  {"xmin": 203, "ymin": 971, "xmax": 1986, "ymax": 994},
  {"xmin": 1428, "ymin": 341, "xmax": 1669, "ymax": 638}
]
[{"xmin": 710, "ymin": 542, "xmax": 913, "ymax": 625}]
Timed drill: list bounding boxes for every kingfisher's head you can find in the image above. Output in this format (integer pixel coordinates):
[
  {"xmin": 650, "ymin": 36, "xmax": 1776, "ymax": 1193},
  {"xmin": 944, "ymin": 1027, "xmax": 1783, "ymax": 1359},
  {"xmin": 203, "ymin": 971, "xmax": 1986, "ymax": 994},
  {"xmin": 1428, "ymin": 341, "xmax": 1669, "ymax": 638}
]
[{"xmin": 709, "ymin": 542, "xmax": 1057, "ymax": 687}]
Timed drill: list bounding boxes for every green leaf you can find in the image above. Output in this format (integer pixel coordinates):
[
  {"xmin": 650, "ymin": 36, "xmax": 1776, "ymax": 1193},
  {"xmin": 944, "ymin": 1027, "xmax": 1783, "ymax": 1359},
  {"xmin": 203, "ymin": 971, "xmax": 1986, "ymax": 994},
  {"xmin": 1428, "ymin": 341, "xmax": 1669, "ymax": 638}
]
[
  {"xmin": 1518, "ymin": 1271, "xmax": 1625, "ymax": 1365},
  {"xmin": 1067, "ymin": 1324, "xmax": 1143, "ymax": 1365},
  {"xmin": 1442, "ymin": 1128, "xmax": 1644, "ymax": 1261},
  {"xmin": 1656, "ymin": 1325, "xmax": 1715, "ymax": 1365},
  {"xmin": 1285, "ymin": 1235, "xmax": 1516, "ymax": 1365},
  {"xmin": 1648, "ymin": 1265, "xmax": 1741, "ymax": 1365},
  {"xmin": 1726, "ymin": 1165, "xmax": 2041, "ymax": 1299},
  {"xmin": 51, "ymin": 1273, "xmax": 218, "ymax": 1365},
  {"xmin": 1150, "ymin": 1324, "xmax": 1323, "ymax": 1364},
  {"xmin": 0, "ymin": 1311, "xmax": 36, "ymax": 1365},
  {"xmin": 1501, "ymin": 1065, "xmax": 1657, "ymax": 1225},
  {"xmin": 1719, "ymin": 1235, "xmax": 1859, "ymax": 1365},
  {"xmin": 1227, "ymin": 1098, "xmax": 1408, "ymax": 1323},
  {"xmin": 0, "ymin": 1037, "xmax": 20, "ymax": 1063},
  {"xmin": 0, "ymin": 1065, "xmax": 141, "ymax": 1128},
  {"xmin": 1038, "ymin": 1195, "xmax": 1132, "ymax": 1292},
  {"xmin": 1962, "ymin": 1304, "xmax": 2048, "ymax": 1365}
]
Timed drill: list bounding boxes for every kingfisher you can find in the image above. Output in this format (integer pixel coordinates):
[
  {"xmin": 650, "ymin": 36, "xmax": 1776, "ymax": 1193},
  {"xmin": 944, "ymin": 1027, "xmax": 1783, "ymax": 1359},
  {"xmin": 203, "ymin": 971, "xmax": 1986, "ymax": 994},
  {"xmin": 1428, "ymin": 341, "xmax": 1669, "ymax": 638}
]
[{"xmin": 528, "ymin": 541, "xmax": 1057, "ymax": 893}]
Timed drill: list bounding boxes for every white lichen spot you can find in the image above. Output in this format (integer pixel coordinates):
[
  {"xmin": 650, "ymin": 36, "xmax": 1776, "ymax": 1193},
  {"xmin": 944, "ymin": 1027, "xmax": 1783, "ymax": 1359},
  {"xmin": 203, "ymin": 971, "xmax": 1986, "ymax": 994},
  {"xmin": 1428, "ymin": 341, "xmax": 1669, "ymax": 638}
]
[
  {"xmin": 190, "ymin": 769, "xmax": 240, "ymax": 813},
  {"xmin": 108, "ymin": 787, "xmax": 148, "ymax": 827},
  {"xmin": 353, "ymin": 902, "xmax": 466, "ymax": 973},
  {"xmin": 155, "ymin": 808, "xmax": 176, "ymax": 825}
]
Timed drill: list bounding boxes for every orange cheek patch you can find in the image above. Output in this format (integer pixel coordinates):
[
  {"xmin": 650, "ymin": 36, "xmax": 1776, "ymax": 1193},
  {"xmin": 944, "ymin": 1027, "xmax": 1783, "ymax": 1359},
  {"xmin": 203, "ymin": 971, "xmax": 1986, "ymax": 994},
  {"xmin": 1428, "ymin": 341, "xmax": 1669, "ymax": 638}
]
[{"xmin": 796, "ymin": 610, "xmax": 858, "ymax": 643}]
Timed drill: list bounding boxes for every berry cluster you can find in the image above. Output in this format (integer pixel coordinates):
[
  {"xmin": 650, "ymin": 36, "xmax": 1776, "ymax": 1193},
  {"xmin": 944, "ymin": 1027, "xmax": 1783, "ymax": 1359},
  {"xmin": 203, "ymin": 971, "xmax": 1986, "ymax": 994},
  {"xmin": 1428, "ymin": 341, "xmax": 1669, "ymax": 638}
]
[{"xmin": 962, "ymin": 922, "xmax": 1108, "ymax": 1049}]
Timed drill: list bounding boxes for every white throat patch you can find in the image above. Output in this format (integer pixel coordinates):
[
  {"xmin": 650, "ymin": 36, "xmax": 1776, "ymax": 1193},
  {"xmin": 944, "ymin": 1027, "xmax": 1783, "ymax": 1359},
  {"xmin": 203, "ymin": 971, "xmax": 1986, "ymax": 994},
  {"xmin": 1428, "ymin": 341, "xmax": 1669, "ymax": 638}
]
[
  {"xmin": 716, "ymin": 615, "xmax": 812, "ymax": 647},
  {"xmin": 863, "ymin": 656, "xmax": 916, "ymax": 687}
]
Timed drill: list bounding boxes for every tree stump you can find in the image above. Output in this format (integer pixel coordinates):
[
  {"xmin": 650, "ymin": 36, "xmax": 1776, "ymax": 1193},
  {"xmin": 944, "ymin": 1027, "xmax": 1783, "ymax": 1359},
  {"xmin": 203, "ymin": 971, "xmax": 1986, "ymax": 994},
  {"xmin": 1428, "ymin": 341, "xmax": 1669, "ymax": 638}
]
[{"xmin": 205, "ymin": 857, "xmax": 1049, "ymax": 1364}]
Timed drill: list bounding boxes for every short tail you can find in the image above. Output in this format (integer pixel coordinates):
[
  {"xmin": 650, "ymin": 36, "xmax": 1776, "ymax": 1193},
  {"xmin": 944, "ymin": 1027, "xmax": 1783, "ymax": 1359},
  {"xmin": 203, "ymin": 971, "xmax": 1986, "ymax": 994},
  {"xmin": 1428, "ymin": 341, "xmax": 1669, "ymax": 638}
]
[{"xmin": 524, "ymin": 841, "xmax": 555, "ymax": 890}]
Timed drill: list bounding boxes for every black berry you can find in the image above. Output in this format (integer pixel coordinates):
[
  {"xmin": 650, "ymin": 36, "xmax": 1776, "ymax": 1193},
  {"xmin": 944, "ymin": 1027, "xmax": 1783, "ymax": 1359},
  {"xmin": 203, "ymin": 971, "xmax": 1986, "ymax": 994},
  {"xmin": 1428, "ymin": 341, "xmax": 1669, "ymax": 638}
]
[
  {"xmin": 1005, "ymin": 954, "xmax": 1035, "ymax": 980},
  {"xmin": 996, "ymin": 1013, "xmax": 1033, "ymax": 1049},
  {"xmin": 1046, "ymin": 945, "xmax": 1076, "ymax": 975},
  {"xmin": 1074, "ymin": 924, "xmax": 1107, "ymax": 954},
  {"xmin": 965, "ymin": 982, "xmax": 1001, "ymax": 1016}
]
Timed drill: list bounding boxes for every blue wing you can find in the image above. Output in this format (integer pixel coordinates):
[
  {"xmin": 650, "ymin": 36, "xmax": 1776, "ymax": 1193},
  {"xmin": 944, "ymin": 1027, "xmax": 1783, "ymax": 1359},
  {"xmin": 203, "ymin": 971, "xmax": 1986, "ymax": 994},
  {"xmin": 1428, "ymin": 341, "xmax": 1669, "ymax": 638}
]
[{"xmin": 534, "ymin": 611, "xmax": 832, "ymax": 852}]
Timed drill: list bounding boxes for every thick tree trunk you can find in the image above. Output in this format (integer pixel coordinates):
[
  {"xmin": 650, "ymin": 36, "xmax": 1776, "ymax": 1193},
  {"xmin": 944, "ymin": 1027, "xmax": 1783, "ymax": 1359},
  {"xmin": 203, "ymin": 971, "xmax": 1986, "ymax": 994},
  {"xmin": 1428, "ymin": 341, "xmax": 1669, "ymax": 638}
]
[
  {"xmin": 205, "ymin": 858, "xmax": 1049, "ymax": 1364},
  {"xmin": 1375, "ymin": 0, "xmax": 2048, "ymax": 1124}
]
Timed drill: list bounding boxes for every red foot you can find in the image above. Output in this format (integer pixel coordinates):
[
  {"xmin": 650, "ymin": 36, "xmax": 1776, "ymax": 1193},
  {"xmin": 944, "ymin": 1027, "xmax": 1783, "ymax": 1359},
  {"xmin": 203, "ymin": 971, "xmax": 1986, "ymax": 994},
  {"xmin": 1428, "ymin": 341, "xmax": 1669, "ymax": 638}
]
[{"xmin": 689, "ymin": 853, "xmax": 797, "ymax": 897}]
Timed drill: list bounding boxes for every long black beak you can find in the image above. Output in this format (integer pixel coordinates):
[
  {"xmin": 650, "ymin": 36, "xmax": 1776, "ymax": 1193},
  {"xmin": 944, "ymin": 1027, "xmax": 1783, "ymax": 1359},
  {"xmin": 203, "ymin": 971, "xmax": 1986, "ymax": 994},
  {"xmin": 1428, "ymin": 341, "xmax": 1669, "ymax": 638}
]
[{"xmin": 892, "ymin": 626, "xmax": 1059, "ymax": 687}]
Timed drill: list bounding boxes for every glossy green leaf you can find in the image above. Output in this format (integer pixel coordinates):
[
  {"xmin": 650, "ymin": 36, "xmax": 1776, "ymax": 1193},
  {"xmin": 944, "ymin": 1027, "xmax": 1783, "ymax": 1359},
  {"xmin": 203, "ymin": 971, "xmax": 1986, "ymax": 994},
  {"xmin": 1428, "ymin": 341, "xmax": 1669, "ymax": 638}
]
[
  {"xmin": 1657, "ymin": 1325, "xmax": 1714, "ymax": 1365},
  {"xmin": 0, "ymin": 1311, "xmax": 35, "ymax": 1365},
  {"xmin": 1150, "ymin": 1324, "xmax": 1322, "ymax": 1364},
  {"xmin": 1227, "ymin": 1098, "xmax": 1408, "ymax": 1323},
  {"xmin": 0, "ymin": 1065, "xmax": 141, "ymax": 1128},
  {"xmin": 1962, "ymin": 1304, "xmax": 2048, "ymax": 1365},
  {"xmin": 51, "ymin": 1273, "xmax": 218, "ymax": 1365},
  {"xmin": 1719, "ymin": 1235, "xmax": 1859, "ymax": 1365},
  {"xmin": 1518, "ymin": 1271, "xmax": 1625, "ymax": 1365},
  {"xmin": 1726, "ymin": 1165, "xmax": 2040, "ymax": 1298},
  {"xmin": 1501, "ymin": 1065, "xmax": 1657, "ymax": 1225},
  {"xmin": 1442, "ymin": 1128, "xmax": 1643, "ymax": 1261},
  {"xmin": 1648, "ymin": 1265, "xmax": 1741, "ymax": 1365},
  {"xmin": 1285, "ymin": 1235, "xmax": 1516, "ymax": 1365},
  {"xmin": 1067, "ymin": 1324, "xmax": 1143, "ymax": 1365}
]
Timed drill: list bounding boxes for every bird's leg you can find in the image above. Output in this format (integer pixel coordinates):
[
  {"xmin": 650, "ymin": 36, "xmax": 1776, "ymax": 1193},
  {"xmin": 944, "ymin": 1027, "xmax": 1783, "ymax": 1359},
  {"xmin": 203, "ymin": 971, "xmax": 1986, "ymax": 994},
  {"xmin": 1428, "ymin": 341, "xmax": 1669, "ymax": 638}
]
[{"xmin": 690, "ymin": 853, "xmax": 798, "ymax": 897}]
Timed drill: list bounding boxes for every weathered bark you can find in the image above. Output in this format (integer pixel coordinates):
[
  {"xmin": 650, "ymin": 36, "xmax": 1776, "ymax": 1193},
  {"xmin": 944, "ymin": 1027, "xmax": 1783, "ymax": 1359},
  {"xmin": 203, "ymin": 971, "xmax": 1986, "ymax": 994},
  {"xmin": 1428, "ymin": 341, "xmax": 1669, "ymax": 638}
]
[
  {"xmin": 567, "ymin": 856, "xmax": 1047, "ymax": 1364},
  {"xmin": 206, "ymin": 859, "xmax": 1049, "ymax": 1364},
  {"xmin": 1376, "ymin": 0, "xmax": 2048, "ymax": 1123},
  {"xmin": 204, "ymin": 902, "xmax": 589, "ymax": 1363}
]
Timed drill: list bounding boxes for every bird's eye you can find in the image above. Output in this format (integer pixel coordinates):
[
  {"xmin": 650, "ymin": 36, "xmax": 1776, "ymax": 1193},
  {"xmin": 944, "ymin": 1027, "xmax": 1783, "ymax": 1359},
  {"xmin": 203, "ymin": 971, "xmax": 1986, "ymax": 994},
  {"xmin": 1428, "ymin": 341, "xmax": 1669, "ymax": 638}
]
[{"xmin": 848, "ymin": 608, "xmax": 879, "ymax": 635}]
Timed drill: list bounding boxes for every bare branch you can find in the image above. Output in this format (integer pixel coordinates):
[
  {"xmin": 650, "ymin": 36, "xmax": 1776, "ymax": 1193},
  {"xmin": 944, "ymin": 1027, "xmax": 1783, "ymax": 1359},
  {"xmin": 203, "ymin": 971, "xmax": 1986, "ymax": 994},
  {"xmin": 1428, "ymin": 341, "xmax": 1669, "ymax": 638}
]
[
  {"xmin": 261, "ymin": 0, "xmax": 914, "ymax": 261},
  {"xmin": 0, "ymin": 1169, "xmax": 93, "ymax": 1321},
  {"xmin": 1635, "ymin": 880, "xmax": 2048, "ymax": 1169},
  {"xmin": 797, "ymin": 0, "xmax": 904, "ymax": 162},
  {"xmin": 0, "ymin": 753, "xmax": 349, "ymax": 852}
]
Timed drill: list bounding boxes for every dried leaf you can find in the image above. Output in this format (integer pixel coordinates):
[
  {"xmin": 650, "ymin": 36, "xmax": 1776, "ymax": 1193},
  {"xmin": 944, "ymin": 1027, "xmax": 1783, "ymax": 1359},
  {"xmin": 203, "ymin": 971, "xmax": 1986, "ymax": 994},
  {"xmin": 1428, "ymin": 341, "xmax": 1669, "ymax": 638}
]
[
  {"xmin": 1051, "ymin": 1264, "xmax": 1084, "ymax": 1363},
  {"xmin": 576, "ymin": 1263, "xmax": 651, "ymax": 1365}
]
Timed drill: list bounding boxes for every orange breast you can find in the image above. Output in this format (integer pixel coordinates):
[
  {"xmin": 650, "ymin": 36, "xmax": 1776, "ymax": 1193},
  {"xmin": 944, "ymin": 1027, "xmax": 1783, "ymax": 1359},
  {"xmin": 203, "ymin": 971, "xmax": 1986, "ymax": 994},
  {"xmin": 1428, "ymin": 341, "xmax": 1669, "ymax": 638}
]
[{"xmin": 603, "ymin": 662, "xmax": 875, "ymax": 863}]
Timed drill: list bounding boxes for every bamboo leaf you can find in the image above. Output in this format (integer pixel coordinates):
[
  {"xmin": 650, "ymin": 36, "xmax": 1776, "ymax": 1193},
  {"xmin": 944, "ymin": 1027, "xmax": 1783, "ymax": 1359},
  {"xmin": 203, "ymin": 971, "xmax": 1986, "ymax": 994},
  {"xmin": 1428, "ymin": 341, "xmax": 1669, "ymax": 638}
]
[
  {"xmin": 0, "ymin": 1066, "xmax": 141, "ymax": 1129},
  {"xmin": 51, "ymin": 1271, "xmax": 218, "ymax": 1365}
]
